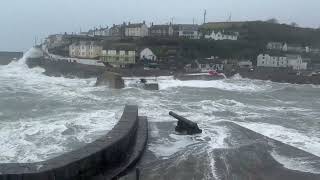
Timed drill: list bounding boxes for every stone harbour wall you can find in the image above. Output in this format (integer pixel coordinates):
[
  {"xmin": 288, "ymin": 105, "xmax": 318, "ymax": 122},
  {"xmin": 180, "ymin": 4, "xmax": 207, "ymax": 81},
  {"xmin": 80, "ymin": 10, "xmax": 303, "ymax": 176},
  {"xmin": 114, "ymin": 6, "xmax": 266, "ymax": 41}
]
[{"xmin": 0, "ymin": 105, "xmax": 146, "ymax": 180}]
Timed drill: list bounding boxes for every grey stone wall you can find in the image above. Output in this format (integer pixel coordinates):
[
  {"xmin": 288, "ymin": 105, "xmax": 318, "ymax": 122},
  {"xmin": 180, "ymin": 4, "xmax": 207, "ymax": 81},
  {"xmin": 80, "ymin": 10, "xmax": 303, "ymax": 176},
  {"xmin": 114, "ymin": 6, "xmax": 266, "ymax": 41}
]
[{"xmin": 0, "ymin": 105, "xmax": 141, "ymax": 180}]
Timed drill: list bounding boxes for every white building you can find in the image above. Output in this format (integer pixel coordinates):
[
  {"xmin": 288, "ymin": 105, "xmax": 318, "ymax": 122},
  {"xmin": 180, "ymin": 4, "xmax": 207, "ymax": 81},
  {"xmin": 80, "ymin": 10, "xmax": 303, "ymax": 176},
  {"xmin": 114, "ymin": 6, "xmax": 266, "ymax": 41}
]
[
  {"xmin": 140, "ymin": 48, "xmax": 157, "ymax": 61},
  {"xmin": 257, "ymin": 54, "xmax": 307, "ymax": 70},
  {"xmin": 125, "ymin": 22, "xmax": 149, "ymax": 37},
  {"xmin": 100, "ymin": 49, "xmax": 136, "ymax": 68},
  {"xmin": 174, "ymin": 24, "xmax": 199, "ymax": 39},
  {"xmin": 205, "ymin": 30, "xmax": 238, "ymax": 41},
  {"xmin": 196, "ymin": 58, "xmax": 224, "ymax": 72},
  {"xmin": 69, "ymin": 41, "xmax": 102, "ymax": 59},
  {"xmin": 266, "ymin": 42, "xmax": 284, "ymax": 51}
]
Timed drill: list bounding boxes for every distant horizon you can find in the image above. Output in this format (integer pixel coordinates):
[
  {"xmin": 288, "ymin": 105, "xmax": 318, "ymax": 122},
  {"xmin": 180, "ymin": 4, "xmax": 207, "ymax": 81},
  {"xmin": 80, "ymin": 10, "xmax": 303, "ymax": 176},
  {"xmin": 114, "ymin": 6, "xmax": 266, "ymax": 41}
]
[{"xmin": 1, "ymin": 0, "xmax": 320, "ymax": 52}]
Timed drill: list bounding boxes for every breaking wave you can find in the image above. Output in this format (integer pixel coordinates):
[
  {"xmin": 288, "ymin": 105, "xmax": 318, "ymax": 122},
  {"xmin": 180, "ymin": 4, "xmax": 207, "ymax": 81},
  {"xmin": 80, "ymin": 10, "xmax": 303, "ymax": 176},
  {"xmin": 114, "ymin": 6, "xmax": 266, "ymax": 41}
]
[{"xmin": 0, "ymin": 48, "xmax": 118, "ymax": 163}]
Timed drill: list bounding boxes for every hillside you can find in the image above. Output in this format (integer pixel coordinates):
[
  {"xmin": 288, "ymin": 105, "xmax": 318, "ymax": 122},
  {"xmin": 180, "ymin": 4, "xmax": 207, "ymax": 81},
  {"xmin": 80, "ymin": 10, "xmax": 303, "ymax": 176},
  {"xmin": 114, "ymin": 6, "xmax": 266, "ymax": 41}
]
[{"xmin": 201, "ymin": 21, "xmax": 320, "ymax": 47}]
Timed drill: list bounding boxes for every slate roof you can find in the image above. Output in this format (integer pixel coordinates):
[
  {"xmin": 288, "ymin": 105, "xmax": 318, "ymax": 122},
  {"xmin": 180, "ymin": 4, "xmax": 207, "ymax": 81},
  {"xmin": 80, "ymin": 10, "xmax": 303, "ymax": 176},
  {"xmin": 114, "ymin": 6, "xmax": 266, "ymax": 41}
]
[
  {"xmin": 126, "ymin": 23, "xmax": 146, "ymax": 28},
  {"xmin": 150, "ymin": 25, "xmax": 171, "ymax": 30},
  {"xmin": 173, "ymin": 24, "xmax": 199, "ymax": 31}
]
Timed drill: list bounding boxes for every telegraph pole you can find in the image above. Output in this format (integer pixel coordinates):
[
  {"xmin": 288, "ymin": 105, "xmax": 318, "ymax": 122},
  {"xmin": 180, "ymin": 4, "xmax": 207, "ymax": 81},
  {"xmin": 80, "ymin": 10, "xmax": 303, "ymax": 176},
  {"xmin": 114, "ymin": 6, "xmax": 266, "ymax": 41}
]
[{"xmin": 203, "ymin": 9, "xmax": 207, "ymax": 24}]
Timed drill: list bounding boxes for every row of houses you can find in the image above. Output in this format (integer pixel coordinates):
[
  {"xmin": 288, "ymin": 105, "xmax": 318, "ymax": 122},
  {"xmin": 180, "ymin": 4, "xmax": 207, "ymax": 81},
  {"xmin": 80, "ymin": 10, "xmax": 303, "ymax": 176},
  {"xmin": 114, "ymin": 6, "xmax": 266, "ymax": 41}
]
[
  {"xmin": 187, "ymin": 54, "xmax": 309, "ymax": 73},
  {"xmin": 266, "ymin": 42, "xmax": 320, "ymax": 54},
  {"xmin": 83, "ymin": 22, "xmax": 239, "ymax": 40},
  {"xmin": 69, "ymin": 40, "xmax": 160, "ymax": 68},
  {"xmin": 257, "ymin": 54, "xmax": 308, "ymax": 70}
]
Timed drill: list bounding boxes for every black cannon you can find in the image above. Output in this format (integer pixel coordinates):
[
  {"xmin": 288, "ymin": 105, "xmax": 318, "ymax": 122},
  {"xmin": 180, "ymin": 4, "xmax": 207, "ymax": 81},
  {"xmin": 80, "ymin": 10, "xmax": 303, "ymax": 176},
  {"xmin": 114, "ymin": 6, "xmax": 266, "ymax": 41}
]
[{"xmin": 169, "ymin": 111, "xmax": 202, "ymax": 135}]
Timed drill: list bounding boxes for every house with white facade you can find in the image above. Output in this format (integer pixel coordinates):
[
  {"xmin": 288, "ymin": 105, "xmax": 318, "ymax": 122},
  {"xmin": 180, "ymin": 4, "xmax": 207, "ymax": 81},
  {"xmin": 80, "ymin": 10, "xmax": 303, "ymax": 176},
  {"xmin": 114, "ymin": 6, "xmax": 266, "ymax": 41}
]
[
  {"xmin": 196, "ymin": 58, "xmax": 224, "ymax": 72},
  {"xmin": 140, "ymin": 48, "xmax": 157, "ymax": 61},
  {"xmin": 257, "ymin": 54, "xmax": 307, "ymax": 70},
  {"xmin": 100, "ymin": 49, "xmax": 136, "ymax": 68},
  {"xmin": 205, "ymin": 30, "xmax": 238, "ymax": 41},
  {"xmin": 69, "ymin": 41, "xmax": 102, "ymax": 59},
  {"xmin": 266, "ymin": 42, "xmax": 284, "ymax": 51},
  {"xmin": 173, "ymin": 24, "xmax": 199, "ymax": 39},
  {"xmin": 125, "ymin": 22, "xmax": 149, "ymax": 37},
  {"xmin": 267, "ymin": 42, "xmax": 310, "ymax": 53}
]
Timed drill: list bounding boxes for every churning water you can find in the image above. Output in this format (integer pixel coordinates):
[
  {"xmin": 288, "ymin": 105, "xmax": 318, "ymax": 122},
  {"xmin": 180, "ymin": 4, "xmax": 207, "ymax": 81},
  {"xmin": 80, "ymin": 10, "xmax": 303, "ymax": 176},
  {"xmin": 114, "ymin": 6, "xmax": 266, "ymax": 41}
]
[{"xmin": 1, "ymin": 48, "xmax": 320, "ymax": 179}]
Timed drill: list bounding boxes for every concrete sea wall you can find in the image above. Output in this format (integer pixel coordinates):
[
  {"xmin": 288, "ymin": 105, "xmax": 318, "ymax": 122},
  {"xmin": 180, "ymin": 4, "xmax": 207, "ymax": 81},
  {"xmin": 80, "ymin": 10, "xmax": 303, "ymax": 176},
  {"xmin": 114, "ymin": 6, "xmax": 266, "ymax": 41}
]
[
  {"xmin": 0, "ymin": 105, "xmax": 148, "ymax": 180},
  {"xmin": 26, "ymin": 57, "xmax": 105, "ymax": 78},
  {"xmin": 95, "ymin": 71, "xmax": 125, "ymax": 88}
]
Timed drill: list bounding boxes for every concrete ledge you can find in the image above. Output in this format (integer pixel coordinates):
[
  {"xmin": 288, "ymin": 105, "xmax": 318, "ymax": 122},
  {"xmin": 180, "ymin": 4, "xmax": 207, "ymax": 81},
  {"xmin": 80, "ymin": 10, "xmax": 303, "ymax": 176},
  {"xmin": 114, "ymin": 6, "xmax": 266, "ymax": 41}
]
[{"xmin": 0, "ymin": 105, "xmax": 148, "ymax": 180}]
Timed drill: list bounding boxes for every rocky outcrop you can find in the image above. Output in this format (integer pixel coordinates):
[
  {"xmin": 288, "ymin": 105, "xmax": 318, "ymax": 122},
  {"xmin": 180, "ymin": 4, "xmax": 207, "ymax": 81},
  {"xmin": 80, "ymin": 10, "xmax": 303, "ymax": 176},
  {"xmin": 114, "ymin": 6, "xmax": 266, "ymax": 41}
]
[{"xmin": 95, "ymin": 71, "xmax": 125, "ymax": 89}]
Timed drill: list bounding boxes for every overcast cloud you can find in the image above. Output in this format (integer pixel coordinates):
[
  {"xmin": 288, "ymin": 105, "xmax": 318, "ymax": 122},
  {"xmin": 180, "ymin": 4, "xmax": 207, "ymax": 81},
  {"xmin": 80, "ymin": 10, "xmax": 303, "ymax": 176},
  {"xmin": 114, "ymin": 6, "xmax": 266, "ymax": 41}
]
[{"xmin": 0, "ymin": 0, "xmax": 319, "ymax": 51}]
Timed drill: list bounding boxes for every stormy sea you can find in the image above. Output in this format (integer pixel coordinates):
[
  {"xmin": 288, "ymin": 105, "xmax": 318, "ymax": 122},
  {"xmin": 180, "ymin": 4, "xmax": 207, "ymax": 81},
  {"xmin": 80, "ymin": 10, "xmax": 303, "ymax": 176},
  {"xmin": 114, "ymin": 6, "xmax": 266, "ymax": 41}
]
[{"xmin": 0, "ymin": 49, "xmax": 320, "ymax": 180}]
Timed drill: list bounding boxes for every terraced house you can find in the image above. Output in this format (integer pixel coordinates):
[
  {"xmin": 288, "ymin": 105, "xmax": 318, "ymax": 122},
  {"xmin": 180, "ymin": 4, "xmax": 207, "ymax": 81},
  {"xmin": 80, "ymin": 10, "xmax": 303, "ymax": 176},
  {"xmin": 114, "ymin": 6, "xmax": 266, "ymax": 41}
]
[
  {"xmin": 149, "ymin": 23, "xmax": 174, "ymax": 37},
  {"xmin": 125, "ymin": 22, "xmax": 149, "ymax": 37},
  {"xmin": 69, "ymin": 41, "xmax": 102, "ymax": 59},
  {"xmin": 173, "ymin": 24, "xmax": 199, "ymax": 39},
  {"xmin": 205, "ymin": 30, "xmax": 238, "ymax": 40},
  {"xmin": 100, "ymin": 48, "xmax": 136, "ymax": 68}
]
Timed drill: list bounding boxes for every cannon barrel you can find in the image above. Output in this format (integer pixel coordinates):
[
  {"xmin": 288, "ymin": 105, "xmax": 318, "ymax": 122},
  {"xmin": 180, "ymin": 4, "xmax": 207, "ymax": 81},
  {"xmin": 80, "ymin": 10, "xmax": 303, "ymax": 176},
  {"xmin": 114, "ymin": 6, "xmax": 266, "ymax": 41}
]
[{"xmin": 169, "ymin": 111, "xmax": 202, "ymax": 134}]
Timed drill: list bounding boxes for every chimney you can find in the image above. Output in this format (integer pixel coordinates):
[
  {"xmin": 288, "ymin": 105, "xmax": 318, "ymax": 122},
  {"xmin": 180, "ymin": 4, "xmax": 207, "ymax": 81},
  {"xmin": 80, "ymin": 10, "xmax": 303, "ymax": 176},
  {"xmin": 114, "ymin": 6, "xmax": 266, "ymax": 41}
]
[
  {"xmin": 151, "ymin": 22, "xmax": 154, "ymax": 26},
  {"xmin": 143, "ymin": 20, "xmax": 146, "ymax": 24}
]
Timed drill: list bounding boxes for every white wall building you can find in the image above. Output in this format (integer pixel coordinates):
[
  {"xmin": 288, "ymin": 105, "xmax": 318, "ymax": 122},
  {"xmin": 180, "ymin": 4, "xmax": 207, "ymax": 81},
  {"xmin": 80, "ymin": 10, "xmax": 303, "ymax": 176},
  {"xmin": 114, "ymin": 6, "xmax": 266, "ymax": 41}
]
[
  {"xmin": 196, "ymin": 58, "xmax": 224, "ymax": 72},
  {"xmin": 205, "ymin": 30, "xmax": 238, "ymax": 41},
  {"xmin": 140, "ymin": 48, "xmax": 157, "ymax": 61},
  {"xmin": 257, "ymin": 54, "xmax": 307, "ymax": 70},
  {"xmin": 100, "ymin": 49, "xmax": 136, "ymax": 68},
  {"xmin": 69, "ymin": 41, "xmax": 102, "ymax": 59},
  {"xmin": 125, "ymin": 22, "xmax": 149, "ymax": 37},
  {"xmin": 174, "ymin": 24, "xmax": 199, "ymax": 39}
]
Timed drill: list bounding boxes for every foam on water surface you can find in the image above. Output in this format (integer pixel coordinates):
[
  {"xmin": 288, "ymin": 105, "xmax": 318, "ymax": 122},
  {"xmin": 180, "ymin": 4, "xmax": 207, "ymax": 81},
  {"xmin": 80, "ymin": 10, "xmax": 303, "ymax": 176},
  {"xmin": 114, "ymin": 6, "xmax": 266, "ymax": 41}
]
[
  {"xmin": 236, "ymin": 122, "xmax": 320, "ymax": 157},
  {"xmin": 271, "ymin": 151, "xmax": 320, "ymax": 174},
  {"xmin": 1, "ymin": 50, "xmax": 320, "ymax": 179},
  {"xmin": 0, "ymin": 49, "xmax": 119, "ymax": 163}
]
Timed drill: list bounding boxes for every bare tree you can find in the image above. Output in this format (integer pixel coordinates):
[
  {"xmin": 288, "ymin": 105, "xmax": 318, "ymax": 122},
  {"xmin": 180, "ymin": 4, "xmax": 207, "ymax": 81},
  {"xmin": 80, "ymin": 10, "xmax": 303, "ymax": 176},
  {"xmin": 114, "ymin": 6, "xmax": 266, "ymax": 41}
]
[{"xmin": 266, "ymin": 18, "xmax": 279, "ymax": 24}]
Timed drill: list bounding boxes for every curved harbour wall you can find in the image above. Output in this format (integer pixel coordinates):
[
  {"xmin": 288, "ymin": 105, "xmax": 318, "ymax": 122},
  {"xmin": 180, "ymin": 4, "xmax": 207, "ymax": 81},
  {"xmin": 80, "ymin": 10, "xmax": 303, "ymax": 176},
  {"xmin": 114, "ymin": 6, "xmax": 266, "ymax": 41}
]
[{"xmin": 0, "ymin": 105, "xmax": 147, "ymax": 180}]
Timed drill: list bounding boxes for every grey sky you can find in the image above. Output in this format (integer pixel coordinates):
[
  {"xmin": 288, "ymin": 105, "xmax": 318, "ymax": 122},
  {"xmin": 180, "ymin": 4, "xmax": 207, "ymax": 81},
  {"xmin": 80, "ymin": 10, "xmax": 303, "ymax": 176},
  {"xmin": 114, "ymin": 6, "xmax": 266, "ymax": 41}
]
[{"xmin": 1, "ymin": 0, "xmax": 319, "ymax": 51}]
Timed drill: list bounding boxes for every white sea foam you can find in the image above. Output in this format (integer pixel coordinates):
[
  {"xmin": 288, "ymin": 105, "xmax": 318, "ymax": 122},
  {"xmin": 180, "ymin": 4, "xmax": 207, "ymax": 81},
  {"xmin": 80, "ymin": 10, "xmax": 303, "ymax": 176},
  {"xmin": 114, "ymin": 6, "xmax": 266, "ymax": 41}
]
[
  {"xmin": 159, "ymin": 79, "xmax": 264, "ymax": 92},
  {"xmin": 271, "ymin": 151, "xmax": 320, "ymax": 174},
  {"xmin": 148, "ymin": 134, "xmax": 195, "ymax": 158},
  {"xmin": 123, "ymin": 75, "xmax": 272, "ymax": 92},
  {"xmin": 0, "ymin": 109, "xmax": 117, "ymax": 163},
  {"xmin": 236, "ymin": 122, "xmax": 320, "ymax": 157},
  {"xmin": 0, "ymin": 49, "xmax": 118, "ymax": 163}
]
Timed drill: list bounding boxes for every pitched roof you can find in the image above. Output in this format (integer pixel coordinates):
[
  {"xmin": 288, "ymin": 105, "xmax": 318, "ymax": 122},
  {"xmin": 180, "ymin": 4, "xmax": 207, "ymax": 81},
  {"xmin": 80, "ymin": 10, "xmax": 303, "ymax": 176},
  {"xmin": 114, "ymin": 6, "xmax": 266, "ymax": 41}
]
[
  {"xmin": 173, "ymin": 24, "xmax": 199, "ymax": 31},
  {"xmin": 150, "ymin": 25, "xmax": 171, "ymax": 30},
  {"xmin": 126, "ymin": 23, "xmax": 146, "ymax": 28},
  {"xmin": 286, "ymin": 54, "xmax": 301, "ymax": 59},
  {"xmin": 72, "ymin": 41, "xmax": 102, "ymax": 46}
]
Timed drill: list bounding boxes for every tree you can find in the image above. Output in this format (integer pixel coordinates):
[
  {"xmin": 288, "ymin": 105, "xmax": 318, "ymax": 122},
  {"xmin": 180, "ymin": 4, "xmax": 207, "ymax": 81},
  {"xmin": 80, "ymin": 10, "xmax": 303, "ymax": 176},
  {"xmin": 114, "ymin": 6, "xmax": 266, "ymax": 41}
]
[{"xmin": 266, "ymin": 18, "xmax": 279, "ymax": 24}]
